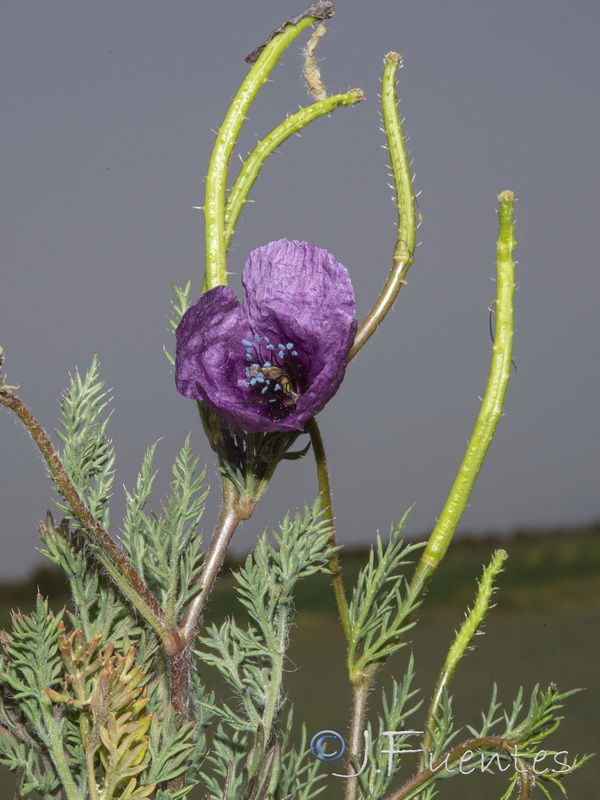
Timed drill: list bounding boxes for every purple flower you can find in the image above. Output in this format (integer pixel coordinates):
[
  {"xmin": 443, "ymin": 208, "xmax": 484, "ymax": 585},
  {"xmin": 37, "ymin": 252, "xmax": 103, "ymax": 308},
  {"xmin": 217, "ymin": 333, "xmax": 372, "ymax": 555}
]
[{"xmin": 175, "ymin": 238, "xmax": 357, "ymax": 433}]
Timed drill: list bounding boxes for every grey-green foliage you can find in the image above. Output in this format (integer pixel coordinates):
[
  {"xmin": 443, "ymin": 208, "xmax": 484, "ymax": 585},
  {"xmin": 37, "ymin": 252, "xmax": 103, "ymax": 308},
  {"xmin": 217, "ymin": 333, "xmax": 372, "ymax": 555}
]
[
  {"xmin": 143, "ymin": 668, "xmax": 214, "ymax": 797},
  {"xmin": 198, "ymin": 500, "xmax": 333, "ymax": 799},
  {"xmin": 199, "ymin": 500, "xmax": 334, "ymax": 730},
  {"xmin": 164, "ymin": 280, "xmax": 193, "ymax": 366},
  {"xmin": 40, "ymin": 514, "xmax": 144, "ymax": 649},
  {"xmin": 0, "ymin": 592, "xmax": 202, "ymax": 799},
  {"xmin": 0, "ymin": 597, "xmax": 82, "ymax": 797},
  {"xmin": 362, "ymin": 664, "xmax": 591, "ymax": 800},
  {"xmin": 410, "ymin": 682, "xmax": 593, "ymax": 799},
  {"xmin": 0, "ymin": 360, "xmax": 210, "ymax": 798},
  {"xmin": 45, "ymin": 357, "xmax": 206, "ymax": 638},
  {"xmin": 344, "ymin": 524, "xmax": 592, "ymax": 800},
  {"xmin": 1, "ymin": 359, "xmax": 590, "ymax": 800},
  {"xmin": 0, "ymin": 594, "xmax": 203, "ymax": 800},
  {"xmin": 348, "ymin": 511, "xmax": 424, "ymax": 675},
  {"xmin": 356, "ymin": 656, "xmax": 423, "ymax": 799},
  {"xmin": 145, "ymin": 705, "xmax": 198, "ymax": 792},
  {"xmin": 467, "ymin": 684, "xmax": 593, "ymax": 800},
  {"xmin": 277, "ymin": 710, "xmax": 327, "ymax": 800},
  {"xmin": 422, "ymin": 689, "xmax": 459, "ymax": 766},
  {"xmin": 54, "ymin": 356, "xmax": 115, "ymax": 527},
  {"xmin": 120, "ymin": 436, "xmax": 207, "ymax": 624},
  {"xmin": 201, "ymin": 726, "xmax": 250, "ymax": 799}
]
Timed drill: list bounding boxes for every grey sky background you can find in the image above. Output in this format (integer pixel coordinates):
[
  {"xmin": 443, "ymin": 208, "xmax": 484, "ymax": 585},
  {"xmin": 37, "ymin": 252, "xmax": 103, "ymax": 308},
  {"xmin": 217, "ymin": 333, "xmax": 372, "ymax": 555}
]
[{"xmin": 1, "ymin": 0, "xmax": 599, "ymax": 581}]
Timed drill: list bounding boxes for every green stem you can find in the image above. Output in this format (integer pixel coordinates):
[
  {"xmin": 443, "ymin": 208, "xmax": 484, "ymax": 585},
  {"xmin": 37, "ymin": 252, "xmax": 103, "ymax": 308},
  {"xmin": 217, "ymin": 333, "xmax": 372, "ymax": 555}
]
[
  {"xmin": 411, "ymin": 191, "xmax": 517, "ymax": 588},
  {"xmin": 348, "ymin": 52, "xmax": 417, "ymax": 362},
  {"xmin": 45, "ymin": 712, "xmax": 83, "ymax": 800},
  {"xmin": 261, "ymin": 604, "xmax": 289, "ymax": 743},
  {"xmin": 224, "ymin": 89, "xmax": 364, "ymax": 249},
  {"xmin": 306, "ymin": 418, "xmax": 351, "ymax": 641},
  {"xmin": 86, "ymin": 748, "xmax": 99, "ymax": 800},
  {"xmin": 420, "ymin": 549, "xmax": 507, "ymax": 763},
  {"xmin": 0, "ymin": 389, "xmax": 171, "ymax": 649},
  {"xmin": 203, "ymin": 14, "xmax": 319, "ymax": 291}
]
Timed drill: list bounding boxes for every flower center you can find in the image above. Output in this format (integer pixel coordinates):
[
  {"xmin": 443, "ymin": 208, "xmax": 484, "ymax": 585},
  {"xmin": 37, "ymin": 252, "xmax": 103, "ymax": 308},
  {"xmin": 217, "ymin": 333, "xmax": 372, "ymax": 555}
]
[{"xmin": 241, "ymin": 335, "xmax": 302, "ymax": 406}]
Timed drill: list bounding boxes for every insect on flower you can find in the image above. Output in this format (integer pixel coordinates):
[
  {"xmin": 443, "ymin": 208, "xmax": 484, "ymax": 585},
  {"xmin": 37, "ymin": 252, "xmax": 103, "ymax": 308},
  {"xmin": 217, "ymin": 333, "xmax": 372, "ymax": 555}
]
[{"xmin": 175, "ymin": 238, "xmax": 357, "ymax": 433}]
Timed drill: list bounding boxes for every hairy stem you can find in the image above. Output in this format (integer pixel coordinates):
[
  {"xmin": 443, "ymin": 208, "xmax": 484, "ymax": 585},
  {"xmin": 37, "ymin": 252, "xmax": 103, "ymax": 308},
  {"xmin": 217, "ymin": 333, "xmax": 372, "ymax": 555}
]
[
  {"xmin": 411, "ymin": 191, "xmax": 517, "ymax": 588},
  {"xmin": 261, "ymin": 604, "xmax": 289, "ymax": 744},
  {"xmin": 167, "ymin": 640, "xmax": 193, "ymax": 724},
  {"xmin": 224, "ymin": 89, "xmax": 364, "ymax": 249},
  {"xmin": 179, "ymin": 478, "xmax": 245, "ymax": 650},
  {"xmin": 203, "ymin": 12, "xmax": 321, "ymax": 291},
  {"xmin": 86, "ymin": 748, "xmax": 99, "ymax": 800},
  {"xmin": 167, "ymin": 477, "xmax": 246, "ymax": 790},
  {"xmin": 348, "ymin": 52, "xmax": 416, "ymax": 362},
  {"xmin": 306, "ymin": 417, "xmax": 376, "ymax": 799},
  {"xmin": 344, "ymin": 672, "xmax": 376, "ymax": 800},
  {"xmin": 44, "ymin": 710, "xmax": 83, "ymax": 800},
  {"xmin": 0, "ymin": 389, "xmax": 170, "ymax": 646},
  {"xmin": 383, "ymin": 735, "xmax": 518, "ymax": 800},
  {"xmin": 306, "ymin": 417, "xmax": 351, "ymax": 640},
  {"xmin": 421, "ymin": 549, "xmax": 507, "ymax": 763}
]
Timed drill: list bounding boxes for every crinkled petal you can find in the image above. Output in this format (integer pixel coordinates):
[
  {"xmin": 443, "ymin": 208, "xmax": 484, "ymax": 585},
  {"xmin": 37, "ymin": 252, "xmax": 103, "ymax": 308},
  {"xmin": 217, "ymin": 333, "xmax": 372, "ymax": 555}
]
[
  {"xmin": 242, "ymin": 239, "xmax": 357, "ymax": 426},
  {"xmin": 175, "ymin": 286, "xmax": 297, "ymax": 432},
  {"xmin": 176, "ymin": 285, "xmax": 245, "ymax": 400},
  {"xmin": 176, "ymin": 239, "xmax": 357, "ymax": 434}
]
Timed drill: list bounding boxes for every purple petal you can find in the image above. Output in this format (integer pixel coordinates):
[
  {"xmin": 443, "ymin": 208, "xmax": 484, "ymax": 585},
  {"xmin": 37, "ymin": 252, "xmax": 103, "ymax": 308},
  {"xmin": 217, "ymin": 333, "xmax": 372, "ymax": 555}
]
[
  {"xmin": 242, "ymin": 239, "xmax": 357, "ymax": 426},
  {"xmin": 175, "ymin": 239, "xmax": 357, "ymax": 433},
  {"xmin": 175, "ymin": 285, "xmax": 247, "ymax": 403},
  {"xmin": 175, "ymin": 286, "xmax": 296, "ymax": 432}
]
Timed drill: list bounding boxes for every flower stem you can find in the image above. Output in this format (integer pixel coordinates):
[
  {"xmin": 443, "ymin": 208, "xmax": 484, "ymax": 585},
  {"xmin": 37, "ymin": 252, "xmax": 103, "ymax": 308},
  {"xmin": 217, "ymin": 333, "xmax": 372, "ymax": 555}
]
[
  {"xmin": 306, "ymin": 418, "xmax": 351, "ymax": 641},
  {"xmin": 261, "ymin": 603, "xmax": 290, "ymax": 744},
  {"xmin": 203, "ymin": 12, "xmax": 322, "ymax": 292},
  {"xmin": 224, "ymin": 89, "xmax": 364, "ymax": 249},
  {"xmin": 344, "ymin": 669, "xmax": 377, "ymax": 800},
  {"xmin": 167, "ymin": 479, "xmax": 247, "ymax": 792},
  {"xmin": 420, "ymin": 549, "xmax": 507, "ymax": 764},
  {"xmin": 348, "ymin": 52, "xmax": 417, "ymax": 361},
  {"xmin": 179, "ymin": 477, "xmax": 244, "ymax": 650},
  {"xmin": 411, "ymin": 191, "xmax": 517, "ymax": 588},
  {"xmin": 0, "ymin": 387, "xmax": 170, "ymax": 646}
]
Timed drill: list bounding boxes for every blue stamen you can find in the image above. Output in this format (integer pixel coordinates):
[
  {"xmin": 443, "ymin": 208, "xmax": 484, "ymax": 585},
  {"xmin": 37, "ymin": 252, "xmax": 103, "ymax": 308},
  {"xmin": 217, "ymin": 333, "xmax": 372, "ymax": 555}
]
[
  {"xmin": 256, "ymin": 374, "xmax": 265, "ymax": 383},
  {"xmin": 242, "ymin": 339, "xmax": 253, "ymax": 348},
  {"xmin": 274, "ymin": 383, "xmax": 281, "ymax": 392},
  {"xmin": 291, "ymin": 350, "xmax": 298, "ymax": 356},
  {"xmin": 250, "ymin": 378, "xmax": 257, "ymax": 386},
  {"xmin": 266, "ymin": 344, "xmax": 274, "ymax": 351},
  {"xmin": 261, "ymin": 386, "xmax": 268, "ymax": 394},
  {"xmin": 286, "ymin": 342, "xmax": 294, "ymax": 350},
  {"xmin": 254, "ymin": 333, "xmax": 260, "ymax": 343},
  {"xmin": 245, "ymin": 354, "xmax": 253, "ymax": 361},
  {"xmin": 243, "ymin": 381, "xmax": 250, "ymax": 388},
  {"xmin": 263, "ymin": 361, "xmax": 271, "ymax": 367},
  {"xmin": 264, "ymin": 336, "xmax": 270, "ymax": 344}
]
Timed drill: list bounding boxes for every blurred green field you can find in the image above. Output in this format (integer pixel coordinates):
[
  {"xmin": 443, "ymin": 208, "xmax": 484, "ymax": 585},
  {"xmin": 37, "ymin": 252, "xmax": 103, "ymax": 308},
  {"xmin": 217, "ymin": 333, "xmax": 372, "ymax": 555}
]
[{"xmin": 1, "ymin": 529, "xmax": 598, "ymax": 798}]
